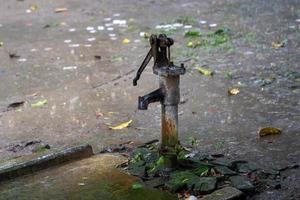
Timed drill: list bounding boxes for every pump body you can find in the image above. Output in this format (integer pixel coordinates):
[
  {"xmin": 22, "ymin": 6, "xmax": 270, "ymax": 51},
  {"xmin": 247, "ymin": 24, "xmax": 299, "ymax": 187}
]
[{"xmin": 133, "ymin": 34, "xmax": 185, "ymax": 169}]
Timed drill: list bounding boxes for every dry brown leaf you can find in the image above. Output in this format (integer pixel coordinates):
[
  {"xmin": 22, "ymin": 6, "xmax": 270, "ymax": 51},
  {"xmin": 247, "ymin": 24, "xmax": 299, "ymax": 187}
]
[
  {"xmin": 30, "ymin": 4, "xmax": 38, "ymax": 11},
  {"xmin": 55, "ymin": 8, "xmax": 68, "ymax": 13},
  {"xmin": 228, "ymin": 88, "xmax": 240, "ymax": 95},
  {"xmin": 259, "ymin": 127, "xmax": 282, "ymax": 137},
  {"xmin": 271, "ymin": 41, "xmax": 284, "ymax": 49}
]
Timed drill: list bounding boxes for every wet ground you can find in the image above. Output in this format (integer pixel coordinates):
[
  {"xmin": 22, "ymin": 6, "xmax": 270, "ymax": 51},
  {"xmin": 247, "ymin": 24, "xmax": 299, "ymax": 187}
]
[
  {"xmin": 0, "ymin": 154, "xmax": 176, "ymax": 200},
  {"xmin": 0, "ymin": 0, "xmax": 299, "ymax": 199}
]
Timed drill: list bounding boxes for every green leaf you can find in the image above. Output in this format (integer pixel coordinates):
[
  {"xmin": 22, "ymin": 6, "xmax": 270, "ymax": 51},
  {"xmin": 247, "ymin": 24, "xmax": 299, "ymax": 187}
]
[
  {"xmin": 31, "ymin": 99, "xmax": 47, "ymax": 108},
  {"xmin": 132, "ymin": 182, "xmax": 143, "ymax": 189},
  {"xmin": 156, "ymin": 156, "xmax": 165, "ymax": 166},
  {"xmin": 195, "ymin": 66, "xmax": 214, "ymax": 76},
  {"xmin": 194, "ymin": 165, "xmax": 210, "ymax": 176},
  {"xmin": 185, "ymin": 30, "xmax": 201, "ymax": 37}
]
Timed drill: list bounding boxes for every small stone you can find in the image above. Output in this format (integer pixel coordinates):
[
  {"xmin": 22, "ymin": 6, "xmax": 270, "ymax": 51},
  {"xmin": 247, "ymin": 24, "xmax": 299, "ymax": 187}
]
[
  {"xmin": 210, "ymin": 158, "xmax": 232, "ymax": 167},
  {"xmin": 231, "ymin": 160, "xmax": 257, "ymax": 173},
  {"xmin": 184, "ymin": 25, "xmax": 193, "ymax": 29},
  {"xmin": 64, "ymin": 39, "xmax": 72, "ymax": 43},
  {"xmin": 188, "ymin": 195, "xmax": 198, "ymax": 200},
  {"xmin": 127, "ymin": 164, "xmax": 146, "ymax": 178},
  {"xmin": 229, "ymin": 175, "xmax": 255, "ymax": 193},
  {"xmin": 144, "ymin": 178, "xmax": 164, "ymax": 188},
  {"xmin": 209, "ymin": 24, "xmax": 217, "ymax": 28},
  {"xmin": 166, "ymin": 171, "xmax": 198, "ymax": 192},
  {"xmin": 201, "ymin": 186, "xmax": 244, "ymax": 200},
  {"xmin": 214, "ymin": 166, "xmax": 237, "ymax": 176},
  {"xmin": 97, "ymin": 26, "xmax": 105, "ymax": 30},
  {"xmin": 104, "ymin": 17, "xmax": 111, "ymax": 21},
  {"xmin": 86, "ymin": 26, "xmax": 94, "ymax": 31},
  {"xmin": 68, "ymin": 28, "xmax": 76, "ymax": 32},
  {"xmin": 194, "ymin": 177, "xmax": 217, "ymax": 194}
]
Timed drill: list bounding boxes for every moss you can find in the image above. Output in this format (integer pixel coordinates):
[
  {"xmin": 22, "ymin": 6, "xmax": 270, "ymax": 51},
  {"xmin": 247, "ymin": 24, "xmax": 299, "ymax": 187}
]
[{"xmin": 166, "ymin": 171, "xmax": 199, "ymax": 192}]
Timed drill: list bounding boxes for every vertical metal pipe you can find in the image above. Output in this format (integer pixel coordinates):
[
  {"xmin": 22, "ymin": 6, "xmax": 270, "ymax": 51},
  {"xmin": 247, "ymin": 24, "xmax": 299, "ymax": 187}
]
[{"xmin": 159, "ymin": 74, "xmax": 180, "ymax": 169}]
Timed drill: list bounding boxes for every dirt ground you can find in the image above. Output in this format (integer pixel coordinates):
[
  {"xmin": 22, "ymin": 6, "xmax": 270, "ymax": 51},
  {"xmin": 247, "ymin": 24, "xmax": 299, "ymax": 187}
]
[{"xmin": 0, "ymin": 0, "xmax": 299, "ymax": 199}]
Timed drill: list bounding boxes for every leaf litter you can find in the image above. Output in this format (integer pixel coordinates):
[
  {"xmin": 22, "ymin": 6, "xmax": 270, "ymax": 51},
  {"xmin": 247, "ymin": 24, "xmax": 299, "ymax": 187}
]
[
  {"xmin": 258, "ymin": 127, "xmax": 282, "ymax": 137},
  {"xmin": 31, "ymin": 99, "xmax": 47, "ymax": 108},
  {"xmin": 109, "ymin": 120, "xmax": 133, "ymax": 130},
  {"xmin": 195, "ymin": 66, "xmax": 213, "ymax": 76},
  {"xmin": 228, "ymin": 88, "xmax": 240, "ymax": 95}
]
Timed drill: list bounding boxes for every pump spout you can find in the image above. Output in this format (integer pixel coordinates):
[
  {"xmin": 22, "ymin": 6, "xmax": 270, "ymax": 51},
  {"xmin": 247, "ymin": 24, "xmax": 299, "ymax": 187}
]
[{"xmin": 138, "ymin": 88, "xmax": 164, "ymax": 110}]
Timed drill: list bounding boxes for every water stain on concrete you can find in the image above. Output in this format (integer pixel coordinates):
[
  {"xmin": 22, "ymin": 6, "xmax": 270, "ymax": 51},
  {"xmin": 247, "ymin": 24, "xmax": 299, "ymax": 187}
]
[{"xmin": 0, "ymin": 154, "xmax": 176, "ymax": 200}]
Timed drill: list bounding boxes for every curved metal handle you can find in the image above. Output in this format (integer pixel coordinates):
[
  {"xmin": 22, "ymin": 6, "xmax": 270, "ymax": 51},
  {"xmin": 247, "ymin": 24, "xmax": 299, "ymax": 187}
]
[{"xmin": 133, "ymin": 49, "xmax": 152, "ymax": 86}]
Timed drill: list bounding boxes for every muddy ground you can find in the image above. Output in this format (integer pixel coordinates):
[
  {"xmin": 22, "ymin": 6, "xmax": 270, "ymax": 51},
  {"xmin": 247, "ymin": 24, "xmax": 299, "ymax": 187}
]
[{"xmin": 0, "ymin": 0, "xmax": 299, "ymax": 199}]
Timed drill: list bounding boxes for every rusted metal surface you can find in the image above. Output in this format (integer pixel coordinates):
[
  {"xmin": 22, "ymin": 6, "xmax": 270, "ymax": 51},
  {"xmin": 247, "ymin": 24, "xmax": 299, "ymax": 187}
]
[{"xmin": 161, "ymin": 106, "xmax": 178, "ymax": 147}]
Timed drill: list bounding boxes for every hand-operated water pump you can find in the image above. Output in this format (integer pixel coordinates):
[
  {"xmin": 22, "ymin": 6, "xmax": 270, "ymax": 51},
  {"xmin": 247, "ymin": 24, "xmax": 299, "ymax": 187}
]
[{"xmin": 133, "ymin": 34, "xmax": 185, "ymax": 169}]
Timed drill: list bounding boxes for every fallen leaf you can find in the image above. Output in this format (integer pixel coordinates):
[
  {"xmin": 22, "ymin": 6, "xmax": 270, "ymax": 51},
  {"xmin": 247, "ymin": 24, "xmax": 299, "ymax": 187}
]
[
  {"xmin": 30, "ymin": 4, "xmax": 38, "ymax": 11},
  {"xmin": 132, "ymin": 182, "xmax": 143, "ymax": 189},
  {"xmin": 78, "ymin": 182, "xmax": 85, "ymax": 186},
  {"xmin": 187, "ymin": 40, "xmax": 201, "ymax": 48},
  {"xmin": 108, "ymin": 111, "xmax": 118, "ymax": 114},
  {"xmin": 187, "ymin": 41, "xmax": 193, "ymax": 47},
  {"xmin": 109, "ymin": 120, "xmax": 132, "ymax": 130},
  {"xmin": 31, "ymin": 99, "xmax": 47, "ymax": 108},
  {"xmin": 195, "ymin": 66, "xmax": 213, "ymax": 76},
  {"xmin": 271, "ymin": 39, "xmax": 287, "ymax": 49},
  {"xmin": 9, "ymin": 53, "xmax": 20, "ymax": 59},
  {"xmin": 55, "ymin": 8, "xmax": 68, "ymax": 13},
  {"xmin": 228, "ymin": 88, "xmax": 240, "ymax": 95},
  {"xmin": 56, "ymin": 22, "xmax": 66, "ymax": 27},
  {"xmin": 259, "ymin": 127, "xmax": 282, "ymax": 137},
  {"xmin": 8, "ymin": 101, "xmax": 24, "ymax": 110},
  {"xmin": 43, "ymin": 22, "xmax": 60, "ymax": 29},
  {"xmin": 122, "ymin": 38, "xmax": 130, "ymax": 44},
  {"xmin": 110, "ymin": 56, "xmax": 124, "ymax": 63},
  {"xmin": 26, "ymin": 92, "xmax": 39, "ymax": 97},
  {"xmin": 94, "ymin": 55, "xmax": 101, "ymax": 60},
  {"xmin": 271, "ymin": 41, "xmax": 284, "ymax": 49}
]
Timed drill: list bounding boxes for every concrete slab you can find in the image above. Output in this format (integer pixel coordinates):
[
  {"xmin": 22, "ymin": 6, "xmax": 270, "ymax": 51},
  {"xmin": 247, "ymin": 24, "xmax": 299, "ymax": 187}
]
[{"xmin": 0, "ymin": 144, "xmax": 93, "ymax": 181}]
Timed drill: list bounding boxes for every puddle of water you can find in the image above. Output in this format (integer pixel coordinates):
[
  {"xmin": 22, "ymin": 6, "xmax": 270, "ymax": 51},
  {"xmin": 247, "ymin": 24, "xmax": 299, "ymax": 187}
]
[{"xmin": 0, "ymin": 154, "xmax": 176, "ymax": 200}]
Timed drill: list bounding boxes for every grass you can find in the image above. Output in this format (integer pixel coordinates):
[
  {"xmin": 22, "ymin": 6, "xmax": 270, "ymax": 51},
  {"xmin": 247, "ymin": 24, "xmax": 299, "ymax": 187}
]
[
  {"xmin": 213, "ymin": 141, "xmax": 225, "ymax": 150},
  {"xmin": 174, "ymin": 16, "xmax": 198, "ymax": 25},
  {"xmin": 184, "ymin": 27, "xmax": 235, "ymax": 54}
]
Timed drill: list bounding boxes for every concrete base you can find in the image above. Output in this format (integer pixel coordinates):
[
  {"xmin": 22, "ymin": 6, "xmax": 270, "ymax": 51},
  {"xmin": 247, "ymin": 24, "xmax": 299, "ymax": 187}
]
[{"xmin": 0, "ymin": 144, "xmax": 93, "ymax": 182}]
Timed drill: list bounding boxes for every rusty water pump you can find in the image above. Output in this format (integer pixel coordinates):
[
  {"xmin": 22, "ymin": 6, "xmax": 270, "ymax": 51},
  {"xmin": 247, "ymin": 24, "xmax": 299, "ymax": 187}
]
[{"xmin": 133, "ymin": 34, "xmax": 185, "ymax": 169}]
